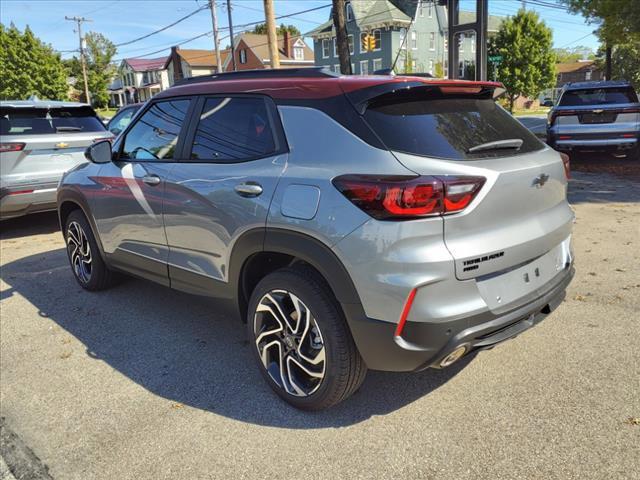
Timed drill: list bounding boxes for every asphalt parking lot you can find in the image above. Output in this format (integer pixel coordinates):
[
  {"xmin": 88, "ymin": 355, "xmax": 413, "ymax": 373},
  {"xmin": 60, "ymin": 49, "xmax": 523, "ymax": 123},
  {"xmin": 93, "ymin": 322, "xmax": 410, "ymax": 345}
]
[{"xmin": 1, "ymin": 165, "xmax": 639, "ymax": 480}]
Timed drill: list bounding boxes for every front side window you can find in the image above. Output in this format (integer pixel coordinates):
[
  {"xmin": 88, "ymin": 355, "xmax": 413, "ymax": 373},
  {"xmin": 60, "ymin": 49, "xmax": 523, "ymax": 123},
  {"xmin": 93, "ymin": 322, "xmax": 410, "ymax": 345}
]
[
  {"xmin": 189, "ymin": 97, "xmax": 277, "ymax": 162},
  {"xmin": 121, "ymin": 99, "xmax": 190, "ymax": 161},
  {"xmin": 108, "ymin": 107, "xmax": 136, "ymax": 135}
]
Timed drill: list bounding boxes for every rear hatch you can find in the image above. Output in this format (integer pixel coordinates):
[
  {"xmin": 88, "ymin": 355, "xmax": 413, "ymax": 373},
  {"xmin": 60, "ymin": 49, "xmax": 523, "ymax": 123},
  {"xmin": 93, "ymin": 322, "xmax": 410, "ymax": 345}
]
[
  {"xmin": 1, "ymin": 105, "xmax": 112, "ymax": 187},
  {"xmin": 550, "ymin": 85, "xmax": 640, "ymax": 137},
  {"xmin": 360, "ymin": 85, "xmax": 573, "ymax": 282}
]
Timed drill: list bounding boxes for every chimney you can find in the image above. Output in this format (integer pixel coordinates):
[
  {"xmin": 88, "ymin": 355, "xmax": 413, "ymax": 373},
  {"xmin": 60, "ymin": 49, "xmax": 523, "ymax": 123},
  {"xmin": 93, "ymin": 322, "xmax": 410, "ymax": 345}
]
[
  {"xmin": 283, "ymin": 30, "xmax": 291, "ymax": 58},
  {"xmin": 170, "ymin": 46, "xmax": 183, "ymax": 83}
]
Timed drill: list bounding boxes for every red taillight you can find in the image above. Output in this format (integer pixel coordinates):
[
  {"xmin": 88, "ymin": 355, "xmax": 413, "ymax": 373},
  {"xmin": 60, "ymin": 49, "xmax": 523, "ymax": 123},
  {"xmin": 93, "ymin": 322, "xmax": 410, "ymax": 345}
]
[
  {"xmin": 558, "ymin": 135, "xmax": 572, "ymax": 140},
  {"xmin": 0, "ymin": 143, "xmax": 25, "ymax": 153},
  {"xmin": 560, "ymin": 152, "xmax": 571, "ymax": 179},
  {"xmin": 332, "ymin": 175, "xmax": 485, "ymax": 219},
  {"xmin": 621, "ymin": 133, "xmax": 636, "ymax": 138}
]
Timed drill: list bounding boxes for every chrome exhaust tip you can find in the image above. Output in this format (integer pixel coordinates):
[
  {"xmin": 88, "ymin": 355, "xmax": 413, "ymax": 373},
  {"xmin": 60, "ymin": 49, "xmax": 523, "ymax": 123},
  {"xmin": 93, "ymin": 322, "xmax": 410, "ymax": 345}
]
[{"xmin": 439, "ymin": 346, "xmax": 467, "ymax": 368}]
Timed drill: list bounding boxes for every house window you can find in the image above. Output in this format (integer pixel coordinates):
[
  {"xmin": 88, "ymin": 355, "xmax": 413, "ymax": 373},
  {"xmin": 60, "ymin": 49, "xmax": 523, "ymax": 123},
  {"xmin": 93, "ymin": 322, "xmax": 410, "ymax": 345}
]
[
  {"xmin": 360, "ymin": 60, "xmax": 369, "ymax": 75},
  {"xmin": 322, "ymin": 39, "xmax": 330, "ymax": 58},
  {"xmin": 346, "ymin": 2, "xmax": 354, "ymax": 21},
  {"xmin": 294, "ymin": 46, "xmax": 304, "ymax": 60},
  {"xmin": 334, "ymin": 64, "xmax": 340, "ymax": 73},
  {"xmin": 399, "ymin": 28, "xmax": 406, "ymax": 46},
  {"xmin": 585, "ymin": 70, "xmax": 592, "ymax": 80},
  {"xmin": 348, "ymin": 34, "xmax": 354, "ymax": 55},
  {"xmin": 429, "ymin": 3, "xmax": 433, "ymax": 18},
  {"xmin": 373, "ymin": 58, "xmax": 382, "ymax": 72},
  {"xmin": 373, "ymin": 29, "xmax": 381, "ymax": 51},
  {"xmin": 411, "ymin": 31, "xmax": 417, "ymax": 50},
  {"xmin": 459, "ymin": 33, "xmax": 465, "ymax": 52},
  {"xmin": 471, "ymin": 34, "xmax": 475, "ymax": 53},
  {"xmin": 333, "ymin": 37, "xmax": 337, "ymax": 57},
  {"xmin": 239, "ymin": 49, "xmax": 247, "ymax": 64},
  {"xmin": 419, "ymin": 0, "xmax": 424, "ymax": 17},
  {"xmin": 429, "ymin": 60, "xmax": 433, "ymax": 75},
  {"xmin": 429, "ymin": 32, "xmax": 435, "ymax": 50}
]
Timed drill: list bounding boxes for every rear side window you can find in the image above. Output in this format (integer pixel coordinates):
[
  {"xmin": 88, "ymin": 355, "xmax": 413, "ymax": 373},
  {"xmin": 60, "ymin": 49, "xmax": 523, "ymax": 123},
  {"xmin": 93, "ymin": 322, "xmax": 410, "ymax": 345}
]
[
  {"xmin": 189, "ymin": 97, "xmax": 277, "ymax": 162},
  {"xmin": 363, "ymin": 91, "xmax": 543, "ymax": 160},
  {"xmin": 121, "ymin": 99, "xmax": 190, "ymax": 161},
  {"xmin": 0, "ymin": 106, "xmax": 105, "ymax": 136},
  {"xmin": 559, "ymin": 87, "xmax": 638, "ymax": 106}
]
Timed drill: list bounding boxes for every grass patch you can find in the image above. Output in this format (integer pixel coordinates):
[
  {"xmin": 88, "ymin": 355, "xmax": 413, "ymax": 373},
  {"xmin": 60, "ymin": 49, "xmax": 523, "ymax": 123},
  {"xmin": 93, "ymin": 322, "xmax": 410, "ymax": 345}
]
[{"xmin": 96, "ymin": 107, "xmax": 117, "ymax": 119}]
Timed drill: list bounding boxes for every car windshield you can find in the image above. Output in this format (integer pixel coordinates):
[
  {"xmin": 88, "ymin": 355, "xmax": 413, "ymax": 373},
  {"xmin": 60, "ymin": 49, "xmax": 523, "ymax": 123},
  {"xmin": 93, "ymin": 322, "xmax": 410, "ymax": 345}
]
[
  {"xmin": 363, "ymin": 90, "xmax": 544, "ymax": 160},
  {"xmin": 559, "ymin": 87, "xmax": 638, "ymax": 106},
  {"xmin": 0, "ymin": 106, "xmax": 106, "ymax": 136}
]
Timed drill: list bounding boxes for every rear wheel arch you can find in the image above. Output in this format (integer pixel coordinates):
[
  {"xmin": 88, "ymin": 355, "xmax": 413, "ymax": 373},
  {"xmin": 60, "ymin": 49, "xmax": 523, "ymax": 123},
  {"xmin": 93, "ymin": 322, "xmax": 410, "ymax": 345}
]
[
  {"xmin": 57, "ymin": 190, "xmax": 105, "ymax": 258},
  {"xmin": 233, "ymin": 229, "xmax": 363, "ymax": 323}
]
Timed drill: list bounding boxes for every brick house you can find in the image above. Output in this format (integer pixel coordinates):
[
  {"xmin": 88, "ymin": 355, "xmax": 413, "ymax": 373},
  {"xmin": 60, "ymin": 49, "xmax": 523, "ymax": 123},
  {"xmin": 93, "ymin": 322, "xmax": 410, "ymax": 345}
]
[
  {"xmin": 223, "ymin": 32, "xmax": 314, "ymax": 71},
  {"xmin": 556, "ymin": 60, "xmax": 603, "ymax": 88}
]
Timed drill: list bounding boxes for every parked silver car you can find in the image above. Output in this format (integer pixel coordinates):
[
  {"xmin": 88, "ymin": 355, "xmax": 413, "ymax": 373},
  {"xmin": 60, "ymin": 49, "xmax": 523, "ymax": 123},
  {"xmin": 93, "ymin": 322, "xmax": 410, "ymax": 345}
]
[
  {"xmin": 58, "ymin": 68, "xmax": 575, "ymax": 410},
  {"xmin": 547, "ymin": 80, "xmax": 640, "ymax": 159},
  {"xmin": 0, "ymin": 100, "xmax": 112, "ymax": 219}
]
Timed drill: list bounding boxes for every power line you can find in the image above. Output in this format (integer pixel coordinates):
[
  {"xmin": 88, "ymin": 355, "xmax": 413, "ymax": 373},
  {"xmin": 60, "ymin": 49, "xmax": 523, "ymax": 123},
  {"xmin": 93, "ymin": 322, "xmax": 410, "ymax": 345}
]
[
  {"xmin": 114, "ymin": 5, "xmax": 208, "ymax": 47},
  {"xmin": 557, "ymin": 32, "xmax": 595, "ymax": 48}
]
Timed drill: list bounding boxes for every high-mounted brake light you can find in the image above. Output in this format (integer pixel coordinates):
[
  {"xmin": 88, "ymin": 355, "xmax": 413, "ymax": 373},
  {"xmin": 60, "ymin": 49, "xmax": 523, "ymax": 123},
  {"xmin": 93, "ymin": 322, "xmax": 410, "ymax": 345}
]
[
  {"xmin": 332, "ymin": 175, "xmax": 485, "ymax": 220},
  {"xmin": 0, "ymin": 143, "xmax": 25, "ymax": 153},
  {"xmin": 439, "ymin": 86, "xmax": 483, "ymax": 95}
]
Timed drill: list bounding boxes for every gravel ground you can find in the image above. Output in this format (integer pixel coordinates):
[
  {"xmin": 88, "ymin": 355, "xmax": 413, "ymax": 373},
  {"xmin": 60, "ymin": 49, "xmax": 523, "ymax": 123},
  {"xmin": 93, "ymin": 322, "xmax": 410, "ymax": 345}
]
[{"xmin": 1, "ymin": 171, "xmax": 639, "ymax": 480}]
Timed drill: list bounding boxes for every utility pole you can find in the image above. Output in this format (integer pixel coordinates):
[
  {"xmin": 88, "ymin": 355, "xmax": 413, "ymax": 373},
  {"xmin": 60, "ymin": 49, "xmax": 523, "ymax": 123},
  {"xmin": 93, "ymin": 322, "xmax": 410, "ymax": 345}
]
[
  {"xmin": 263, "ymin": 0, "xmax": 280, "ymax": 69},
  {"xmin": 65, "ymin": 16, "xmax": 91, "ymax": 104},
  {"xmin": 226, "ymin": 0, "xmax": 237, "ymax": 71},
  {"xmin": 209, "ymin": 1, "xmax": 222, "ymax": 73},
  {"xmin": 331, "ymin": 0, "xmax": 352, "ymax": 74}
]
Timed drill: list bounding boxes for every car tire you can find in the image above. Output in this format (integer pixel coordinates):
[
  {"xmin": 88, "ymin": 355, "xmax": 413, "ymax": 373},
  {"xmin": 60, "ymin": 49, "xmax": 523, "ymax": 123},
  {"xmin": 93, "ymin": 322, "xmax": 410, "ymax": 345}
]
[
  {"xmin": 64, "ymin": 210, "xmax": 118, "ymax": 291},
  {"xmin": 247, "ymin": 266, "xmax": 367, "ymax": 410}
]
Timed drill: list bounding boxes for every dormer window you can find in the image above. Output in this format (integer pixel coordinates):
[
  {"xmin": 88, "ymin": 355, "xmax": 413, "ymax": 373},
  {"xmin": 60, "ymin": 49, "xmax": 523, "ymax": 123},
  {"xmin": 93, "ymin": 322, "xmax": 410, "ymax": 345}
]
[
  {"xmin": 294, "ymin": 46, "xmax": 304, "ymax": 60},
  {"xmin": 346, "ymin": 2, "xmax": 354, "ymax": 21}
]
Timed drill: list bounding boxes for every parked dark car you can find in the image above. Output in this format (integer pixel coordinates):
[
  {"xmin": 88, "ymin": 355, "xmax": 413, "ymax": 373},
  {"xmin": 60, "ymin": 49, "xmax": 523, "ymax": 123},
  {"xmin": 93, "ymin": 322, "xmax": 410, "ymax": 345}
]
[
  {"xmin": 547, "ymin": 80, "xmax": 640, "ymax": 159},
  {"xmin": 106, "ymin": 103, "xmax": 142, "ymax": 136}
]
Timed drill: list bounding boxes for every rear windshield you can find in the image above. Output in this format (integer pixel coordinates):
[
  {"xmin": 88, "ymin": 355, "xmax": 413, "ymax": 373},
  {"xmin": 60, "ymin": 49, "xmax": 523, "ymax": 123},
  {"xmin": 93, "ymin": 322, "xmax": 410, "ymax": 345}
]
[
  {"xmin": 559, "ymin": 87, "xmax": 638, "ymax": 106},
  {"xmin": 363, "ymin": 91, "xmax": 543, "ymax": 160},
  {"xmin": 0, "ymin": 106, "xmax": 106, "ymax": 136}
]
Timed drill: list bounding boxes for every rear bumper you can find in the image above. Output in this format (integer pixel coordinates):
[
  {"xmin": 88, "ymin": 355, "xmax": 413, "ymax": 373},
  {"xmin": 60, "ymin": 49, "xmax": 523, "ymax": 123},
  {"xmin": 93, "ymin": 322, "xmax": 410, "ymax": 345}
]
[
  {"xmin": 345, "ymin": 265, "xmax": 574, "ymax": 372},
  {"xmin": 0, "ymin": 182, "xmax": 59, "ymax": 219},
  {"xmin": 548, "ymin": 135, "xmax": 638, "ymax": 152}
]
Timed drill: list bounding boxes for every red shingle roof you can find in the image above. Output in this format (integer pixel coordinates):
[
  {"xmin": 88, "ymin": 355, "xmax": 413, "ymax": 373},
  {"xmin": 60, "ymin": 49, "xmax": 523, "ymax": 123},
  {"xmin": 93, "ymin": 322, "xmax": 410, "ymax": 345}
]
[{"xmin": 124, "ymin": 57, "xmax": 168, "ymax": 72}]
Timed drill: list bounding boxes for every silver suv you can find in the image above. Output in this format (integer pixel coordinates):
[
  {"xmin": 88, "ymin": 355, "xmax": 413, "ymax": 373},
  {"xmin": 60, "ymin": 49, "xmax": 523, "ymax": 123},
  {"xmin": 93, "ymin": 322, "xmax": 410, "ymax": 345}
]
[
  {"xmin": 57, "ymin": 69, "xmax": 575, "ymax": 410},
  {"xmin": 1, "ymin": 100, "xmax": 112, "ymax": 219}
]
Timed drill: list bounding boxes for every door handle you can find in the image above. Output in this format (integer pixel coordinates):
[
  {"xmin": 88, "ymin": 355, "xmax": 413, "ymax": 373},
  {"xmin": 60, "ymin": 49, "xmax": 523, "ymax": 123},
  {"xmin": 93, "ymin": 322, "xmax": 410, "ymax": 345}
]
[
  {"xmin": 234, "ymin": 182, "xmax": 263, "ymax": 197},
  {"xmin": 142, "ymin": 174, "xmax": 161, "ymax": 186}
]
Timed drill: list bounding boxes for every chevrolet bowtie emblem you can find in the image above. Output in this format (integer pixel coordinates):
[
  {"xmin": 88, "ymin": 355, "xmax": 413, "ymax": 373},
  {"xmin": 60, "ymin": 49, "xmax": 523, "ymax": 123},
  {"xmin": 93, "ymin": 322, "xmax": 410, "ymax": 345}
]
[
  {"xmin": 55, "ymin": 142, "xmax": 69, "ymax": 149},
  {"xmin": 533, "ymin": 173, "xmax": 550, "ymax": 188}
]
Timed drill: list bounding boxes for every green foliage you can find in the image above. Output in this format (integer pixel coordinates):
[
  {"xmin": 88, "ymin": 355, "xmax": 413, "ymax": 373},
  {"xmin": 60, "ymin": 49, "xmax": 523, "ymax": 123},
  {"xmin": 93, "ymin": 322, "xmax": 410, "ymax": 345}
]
[
  {"xmin": 564, "ymin": 0, "xmax": 640, "ymax": 44},
  {"xmin": 252, "ymin": 23, "xmax": 301, "ymax": 37},
  {"xmin": 0, "ymin": 23, "xmax": 68, "ymax": 100},
  {"xmin": 491, "ymin": 9, "xmax": 556, "ymax": 113},
  {"xmin": 65, "ymin": 32, "xmax": 116, "ymax": 108},
  {"xmin": 554, "ymin": 46, "xmax": 595, "ymax": 63},
  {"xmin": 596, "ymin": 41, "xmax": 640, "ymax": 88}
]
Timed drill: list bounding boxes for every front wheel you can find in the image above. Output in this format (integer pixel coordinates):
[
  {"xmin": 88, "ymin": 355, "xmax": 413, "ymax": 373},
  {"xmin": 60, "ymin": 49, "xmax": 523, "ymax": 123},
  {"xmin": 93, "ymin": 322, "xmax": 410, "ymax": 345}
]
[
  {"xmin": 65, "ymin": 210, "xmax": 117, "ymax": 291},
  {"xmin": 247, "ymin": 267, "xmax": 367, "ymax": 410}
]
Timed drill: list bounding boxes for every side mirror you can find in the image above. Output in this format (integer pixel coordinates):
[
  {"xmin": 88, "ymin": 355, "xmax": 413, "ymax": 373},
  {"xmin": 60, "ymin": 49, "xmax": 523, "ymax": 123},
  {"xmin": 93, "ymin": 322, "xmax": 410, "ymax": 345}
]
[{"xmin": 85, "ymin": 140, "xmax": 112, "ymax": 164}]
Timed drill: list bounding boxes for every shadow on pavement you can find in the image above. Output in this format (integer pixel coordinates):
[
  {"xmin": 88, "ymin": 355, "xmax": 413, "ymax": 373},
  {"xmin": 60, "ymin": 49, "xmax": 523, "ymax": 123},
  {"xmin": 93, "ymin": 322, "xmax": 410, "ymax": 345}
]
[
  {"xmin": 0, "ymin": 246, "xmax": 472, "ymax": 428},
  {"xmin": 569, "ymin": 170, "xmax": 640, "ymax": 204},
  {"xmin": 0, "ymin": 211, "xmax": 60, "ymax": 240}
]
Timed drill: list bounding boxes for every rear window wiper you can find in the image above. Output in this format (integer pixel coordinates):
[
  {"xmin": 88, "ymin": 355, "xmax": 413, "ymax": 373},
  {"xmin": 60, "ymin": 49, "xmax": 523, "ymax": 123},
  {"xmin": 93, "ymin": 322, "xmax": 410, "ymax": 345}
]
[
  {"xmin": 467, "ymin": 139, "xmax": 523, "ymax": 154},
  {"xmin": 56, "ymin": 126, "xmax": 83, "ymax": 132}
]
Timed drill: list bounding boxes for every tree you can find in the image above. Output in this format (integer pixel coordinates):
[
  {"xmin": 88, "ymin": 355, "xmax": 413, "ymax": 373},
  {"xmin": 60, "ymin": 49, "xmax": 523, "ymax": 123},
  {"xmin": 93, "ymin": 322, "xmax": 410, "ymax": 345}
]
[
  {"xmin": 252, "ymin": 23, "xmax": 300, "ymax": 37},
  {"xmin": 596, "ymin": 41, "xmax": 640, "ymax": 88},
  {"xmin": 563, "ymin": 0, "xmax": 640, "ymax": 45},
  {"xmin": 65, "ymin": 32, "xmax": 116, "ymax": 107},
  {"xmin": 491, "ymin": 9, "xmax": 556, "ymax": 113},
  {"xmin": 553, "ymin": 45, "xmax": 595, "ymax": 63},
  {"xmin": 0, "ymin": 23, "xmax": 68, "ymax": 100}
]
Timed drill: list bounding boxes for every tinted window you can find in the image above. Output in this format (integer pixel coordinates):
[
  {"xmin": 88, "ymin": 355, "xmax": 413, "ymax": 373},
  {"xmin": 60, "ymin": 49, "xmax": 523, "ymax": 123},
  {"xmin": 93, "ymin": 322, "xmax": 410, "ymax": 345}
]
[
  {"xmin": 363, "ymin": 91, "xmax": 543, "ymax": 160},
  {"xmin": 108, "ymin": 106, "xmax": 139, "ymax": 135},
  {"xmin": 121, "ymin": 100, "xmax": 189, "ymax": 161},
  {"xmin": 190, "ymin": 97, "xmax": 276, "ymax": 162},
  {"xmin": 559, "ymin": 87, "xmax": 638, "ymax": 106},
  {"xmin": 0, "ymin": 106, "xmax": 105, "ymax": 136}
]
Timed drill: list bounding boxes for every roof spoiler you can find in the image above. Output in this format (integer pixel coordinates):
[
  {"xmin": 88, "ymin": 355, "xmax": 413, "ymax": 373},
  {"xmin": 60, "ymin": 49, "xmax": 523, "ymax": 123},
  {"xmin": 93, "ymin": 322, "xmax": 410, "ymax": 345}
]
[{"xmin": 345, "ymin": 81, "xmax": 506, "ymax": 115}]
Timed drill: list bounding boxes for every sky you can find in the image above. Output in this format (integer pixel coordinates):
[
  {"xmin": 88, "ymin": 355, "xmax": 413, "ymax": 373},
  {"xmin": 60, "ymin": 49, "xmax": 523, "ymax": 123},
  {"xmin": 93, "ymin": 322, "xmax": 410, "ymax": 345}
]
[{"xmin": 0, "ymin": 0, "xmax": 602, "ymax": 63}]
